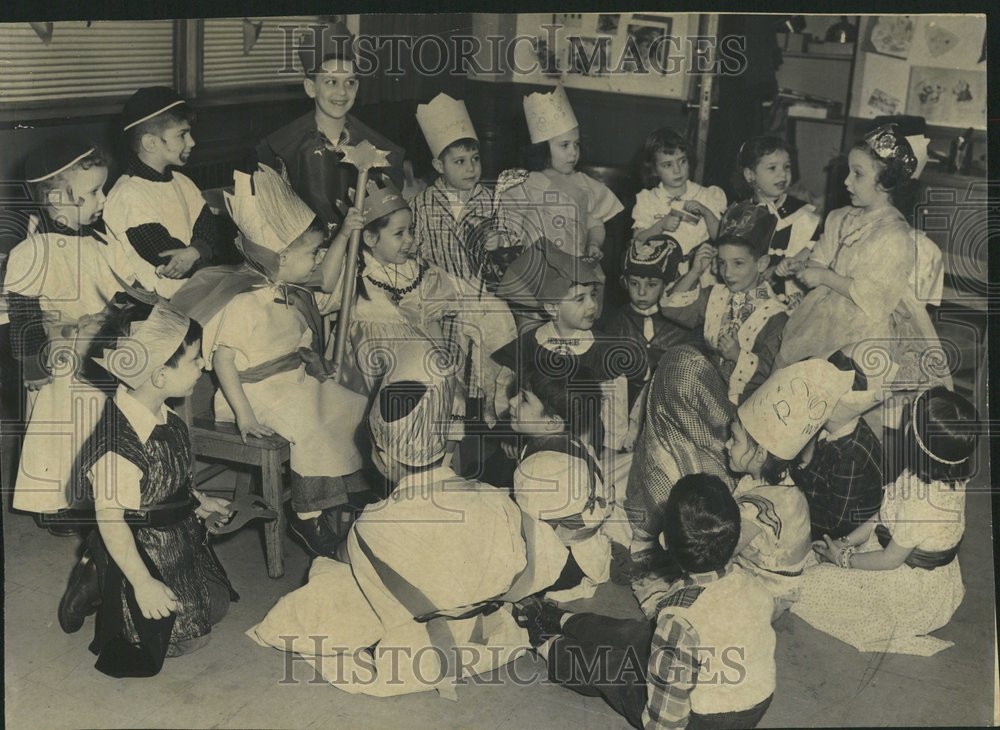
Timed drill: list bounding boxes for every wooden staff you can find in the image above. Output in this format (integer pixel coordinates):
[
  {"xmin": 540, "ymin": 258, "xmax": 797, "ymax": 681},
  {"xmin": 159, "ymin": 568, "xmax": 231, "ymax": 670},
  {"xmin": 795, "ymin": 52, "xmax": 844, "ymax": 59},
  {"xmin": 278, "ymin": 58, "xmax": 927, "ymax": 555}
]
[{"xmin": 331, "ymin": 140, "xmax": 392, "ymax": 374}]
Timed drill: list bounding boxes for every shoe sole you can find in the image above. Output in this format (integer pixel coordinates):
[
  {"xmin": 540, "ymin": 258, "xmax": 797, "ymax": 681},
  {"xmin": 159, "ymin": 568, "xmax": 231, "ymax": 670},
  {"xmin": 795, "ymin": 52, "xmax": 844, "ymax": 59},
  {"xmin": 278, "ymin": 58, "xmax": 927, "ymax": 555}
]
[{"xmin": 288, "ymin": 522, "xmax": 339, "ymax": 559}]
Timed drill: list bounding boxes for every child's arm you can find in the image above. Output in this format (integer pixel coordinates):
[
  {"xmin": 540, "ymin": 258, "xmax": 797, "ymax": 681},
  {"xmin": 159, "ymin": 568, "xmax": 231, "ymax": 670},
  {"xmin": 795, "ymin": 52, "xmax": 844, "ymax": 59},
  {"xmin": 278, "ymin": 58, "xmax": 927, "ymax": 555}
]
[
  {"xmin": 317, "ymin": 207, "xmax": 363, "ymax": 293},
  {"xmin": 186, "ymin": 204, "xmax": 223, "ymax": 269},
  {"xmin": 213, "ymin": 346, "xmax": 276, "ymax": 443},
  {"xmin": 622, "ymin": 382, "xmax": 649, "ymax": 452},
  {"xmin": 668, "ymin": 242, "xmax": 714, "ymax": 295},
  {"xmin": 644, "ymin": 611, "xmax": 698, "ymax": 730},
  {"xmin": 5, "ymin": 292, "xmax": 52, "ymax": 388},
  {"xmin": 813, "ymin": 522, "xmax": 911, "ymax": 571},
  {"xmin": 736, "ymin": 312, "xmax": 788, "ymax": 397},
  {"xmin": 96, "ymin": 508, "xmax": 179, "ymax": 619},
  {"xmin": 774, "ymin": 247, "xmax": 813, "ymax": 278},
  {"xmin": 633, "ymin": 214, "xmax": 680, "ymax": 244},
  {"xmin": 736, "ymin": 519, "xmax": 763, "ymax": 555},
  {"xmin": 585, "ymin": 223, "xmax": 606, "ymax": 260},
  {"xmin": 796, "ymin": 265, "xmax": 853, "ymax": 299},
  {"xmin": 125, "ymin": 223, "xmax": 202, "ymax": 279},
  {"xmin": 683, "ymin": 200, "xmax": 720, "ymax": 239}
]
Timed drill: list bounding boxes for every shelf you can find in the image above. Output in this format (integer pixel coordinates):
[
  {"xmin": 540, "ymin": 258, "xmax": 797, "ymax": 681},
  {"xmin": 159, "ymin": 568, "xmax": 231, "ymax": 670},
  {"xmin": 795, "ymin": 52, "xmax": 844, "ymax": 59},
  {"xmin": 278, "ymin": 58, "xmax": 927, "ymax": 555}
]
[
  {"xmin": 782, "ymin": 51, "xmax": 855, "ymax": 61},
  {"xmin": 788, "ymin": 115, "xmax": 846, "ymax": 125}
]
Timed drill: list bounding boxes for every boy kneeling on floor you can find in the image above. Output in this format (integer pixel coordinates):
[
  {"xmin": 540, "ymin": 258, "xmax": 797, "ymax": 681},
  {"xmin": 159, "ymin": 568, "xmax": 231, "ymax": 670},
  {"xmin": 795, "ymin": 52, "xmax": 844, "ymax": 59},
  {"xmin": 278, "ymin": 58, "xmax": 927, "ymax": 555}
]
[{"xmin": 516, "ymin": 473, "xmax": 776, "ymax": 730}]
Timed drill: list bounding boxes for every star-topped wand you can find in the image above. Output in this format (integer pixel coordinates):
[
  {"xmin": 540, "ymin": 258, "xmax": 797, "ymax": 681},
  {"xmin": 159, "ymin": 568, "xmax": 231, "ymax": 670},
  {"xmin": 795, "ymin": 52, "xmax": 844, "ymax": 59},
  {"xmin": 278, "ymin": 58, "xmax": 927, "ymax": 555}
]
[{"xmin": 332, "ymin": 140, "xmax": 392, "ymax": 374}]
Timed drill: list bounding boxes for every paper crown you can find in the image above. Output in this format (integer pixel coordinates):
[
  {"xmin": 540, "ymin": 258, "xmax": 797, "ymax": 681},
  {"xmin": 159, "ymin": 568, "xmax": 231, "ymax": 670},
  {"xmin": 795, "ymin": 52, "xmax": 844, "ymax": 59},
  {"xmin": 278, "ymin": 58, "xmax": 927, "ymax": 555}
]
[
  {"xmin": 718, "ymin": 200, "xmax": 778, "ymax": 253},
  {"xmin": 624, "ymin": 235, "xmax": 683, "ymax": 281},
  {"xmin": 369, "ymin": 371, "xmax": 455, "ymax": 468},
  {"xmin": 738, "ymin": 358, "xmax": 856, "ymax": 461},
  {"xmin": 362, "ymin": 179, "xmax": 409, "ymax": 226},
  {"xmin": 298, "ymin": 20, "xmax": 355, "ymax": 74},
  {"xmin": 863, "ymin": 123, "xmax": 930, "ymax": 180},
  {"xmin": 93, "ymin": 304, "xmax": 191, "ymax": 389},
  {"xmin": 24, "ymin": 137, "xmax": 96, "ymax": 184},
  {"xmin": 824, "ymin": 352, "xmax": 898, "ymax": 434},
  {"xmin": 496, "ymin": 238, "xmax": 602, "ymax": 308},
  {"xmin": 416, "ymin": 93, "xmax": 478, "ymax": 159},
  {"xmin": 122, "ymin": 86, "xmax": 188, "ymax": 132},
  {"xmin": 225, "ymin": 165, "xmax": 317, "ymax": 273},
  {"xmin": 523, "ymin": 84, "xmax": 579, "ymax": 144}
]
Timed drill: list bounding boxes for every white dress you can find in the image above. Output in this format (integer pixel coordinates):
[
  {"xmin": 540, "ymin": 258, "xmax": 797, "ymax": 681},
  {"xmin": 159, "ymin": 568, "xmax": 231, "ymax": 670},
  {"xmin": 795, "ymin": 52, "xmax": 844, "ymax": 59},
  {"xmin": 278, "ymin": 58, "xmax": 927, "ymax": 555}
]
[{"xmin": 791, "ymin": 470, "xmax": 967, "ymax": 655}]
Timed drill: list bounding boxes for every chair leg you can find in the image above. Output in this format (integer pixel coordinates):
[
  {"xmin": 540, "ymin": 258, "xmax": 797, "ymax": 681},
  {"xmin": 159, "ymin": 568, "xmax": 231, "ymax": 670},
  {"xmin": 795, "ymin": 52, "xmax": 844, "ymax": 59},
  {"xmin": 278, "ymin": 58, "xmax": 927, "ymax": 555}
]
[{"xmin": 260, "ymin": 451, "xmax": 285, "ymax": 579}]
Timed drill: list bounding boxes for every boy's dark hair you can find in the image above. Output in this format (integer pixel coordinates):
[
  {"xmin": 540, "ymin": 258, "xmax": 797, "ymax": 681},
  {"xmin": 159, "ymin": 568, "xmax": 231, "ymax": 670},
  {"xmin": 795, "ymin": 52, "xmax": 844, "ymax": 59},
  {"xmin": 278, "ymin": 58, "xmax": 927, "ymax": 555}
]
[
  {"xmin": 164, "ymin": 318, "xmax": 204, "ymax": 367},
  {"xmin": 521, "ymin": 363, "xmax": 605, "ymax": 452},
  {"xmin": 733, "ymin": 135, "xmax": 794, "ymax": 199},
  {"xmin": 850, "ymin": 139, "xmax": 920, "ymax": 213},
  {"xmin": 663, "ymin": 473, "xmax": 741, "ymax": 574},
  {"xmin": 29, "ymin": 147, "xmax": 110, "ymax": 205},
  {"xmin": 639, "ymin": 127, "xmax": 691, "ymax": 188},
  {"xmin": 439, "ymin": 137, "xmax": 479, "ymax": 161},
  {"xmin": 523, "ymin": 140, "xmax": 552, "ymax": 172},
  {"xmin": 716, "ymin": 232, "xmax": 768, "ymax": 261},
  {"xmin": 902, "ymin": 386, "xmax": 978, "ymax": 485},
  {"xmin": 127, "ymin": 106, "xmax": 195, "ymax": 153},
  {"xmin": 378, "ymin": 380, "xmax": 428, "ymax": 423}
]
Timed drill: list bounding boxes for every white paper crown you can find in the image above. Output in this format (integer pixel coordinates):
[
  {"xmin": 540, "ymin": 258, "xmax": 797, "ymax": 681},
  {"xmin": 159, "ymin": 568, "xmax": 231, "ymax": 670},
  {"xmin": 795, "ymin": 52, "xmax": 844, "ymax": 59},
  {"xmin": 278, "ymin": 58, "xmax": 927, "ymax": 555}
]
[
  {"xmin": 93, "ymin": 304, "xmax": 190, "ymax": 389},
  {"xmin": 905, "ymin": 134, "xmax": 930, "ymax": 179},
  {"xmin": 738, "ymin": 359, "xmax": 856, "ymax": 461},
  {"xmin": 224, "ymin": 164, "xmax": 316, "ymax": 254},
  {"xmin": 416, "ymin": 93, "xmax": 478, "ymax": 159},
  {"xmin": 523, "ymin": 84, "xmax": 578, "ymax": 144}
]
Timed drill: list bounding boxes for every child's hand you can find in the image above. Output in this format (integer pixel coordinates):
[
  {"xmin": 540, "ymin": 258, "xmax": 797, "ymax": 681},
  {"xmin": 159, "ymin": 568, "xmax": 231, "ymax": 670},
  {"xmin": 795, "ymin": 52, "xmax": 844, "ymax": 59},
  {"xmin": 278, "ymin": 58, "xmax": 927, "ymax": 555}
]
[
  {"xmin": 796, "ymin": 266, "xmax": 828, "ymax": 290},
  {"xmin": 718, "ymin": 330, "xmax": 740, "ymax": 362},
  {"xmin": 682, "ymin": 200, "xmax": 705, "ymax": 217},
  {"xmin": 775, "ymin": 257, "xmax": 802, "ymax": 278},
  {"xmin": 157, "ymin": 247, "xmax": 201, "ymax": 279},
  {"xmin": 338, "ymin": 208, "xmax": 364, "ymax": 239},
  {"xmin": 584, "ymin": 243, "xmax": 604, "ymax": 261},
  {"xmin": 195, "ymin": 495, "xmax": 232, "ymax": 521},
  {"xmin": 236, "ymin": 411, "xmax": 276, "ymax": 443},
  {"xmin": 501, "ymin": 442, "xmax": 518, "ymax": 460},
  {"xmin": 692, "ymin": 242, "xmax": 716, "ymax": 274},
  {"xmin": 659, "ymin": 213, "xmax": 681, "ymax": 233},
  {"xmin": 812, "ymin": 534, "xmax": 845, "ymax": 566},
  {"xmin": 133, "ymin": 578, "xmax": 179, "ymax": 620},
  {"xmin": 25, "ymin": 375, "xmax": 54, "ymax": 391}
]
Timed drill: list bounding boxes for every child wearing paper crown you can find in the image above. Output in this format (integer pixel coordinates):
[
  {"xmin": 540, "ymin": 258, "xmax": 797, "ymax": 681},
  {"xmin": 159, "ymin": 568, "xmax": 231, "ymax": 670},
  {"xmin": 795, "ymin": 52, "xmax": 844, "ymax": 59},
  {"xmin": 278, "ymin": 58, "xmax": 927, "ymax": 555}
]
[
  {"xmin": 410, "ymin": 93, "xmax": 524, "ymax": 290},
  {"xmin": 79, "ymin": 304, "xmax": 237, "ymax": 677},
  {"xmin": 774, "ymin": 124, "xmax": 940, "ymax": 386},
  {"xmin": 501, "ymin": 85, "xmax": 623, "ymax": 262},
  {"xmin": 632, "ymin": 127, "xmax": 727, "ymax": 287},
  {"xmin": 660, "ymin": 201, "xmax": 789, "ymax": 405},
  {"xmin": 169, "ymin": 164, "xmax": 370, "ymax": 559},
  {"xmin": 793, "ymin": 386, "xmax": 978, "ymax": 656},
  {"xmin": 104, "ymin": 86, "xmax": 230, "ymax": 299},
  {"xmin": 4, "ymin": 137, "xmax": 162, "ymax": 527}
]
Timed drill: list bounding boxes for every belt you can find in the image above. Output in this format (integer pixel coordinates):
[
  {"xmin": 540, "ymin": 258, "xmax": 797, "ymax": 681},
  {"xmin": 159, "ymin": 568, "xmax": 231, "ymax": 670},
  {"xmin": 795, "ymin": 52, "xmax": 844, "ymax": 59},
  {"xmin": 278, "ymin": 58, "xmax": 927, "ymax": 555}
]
[{"xmin": 875, "ymin": 524, "xmax": 960, "ymax": 570}]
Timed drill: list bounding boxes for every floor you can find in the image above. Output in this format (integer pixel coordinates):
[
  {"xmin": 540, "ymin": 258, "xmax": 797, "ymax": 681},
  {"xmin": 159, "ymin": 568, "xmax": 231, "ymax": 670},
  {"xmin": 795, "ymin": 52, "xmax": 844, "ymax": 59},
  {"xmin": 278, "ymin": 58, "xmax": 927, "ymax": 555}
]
[{"xmin": 4, "ymin": 456, "xmax": 996, "ymax": 729}]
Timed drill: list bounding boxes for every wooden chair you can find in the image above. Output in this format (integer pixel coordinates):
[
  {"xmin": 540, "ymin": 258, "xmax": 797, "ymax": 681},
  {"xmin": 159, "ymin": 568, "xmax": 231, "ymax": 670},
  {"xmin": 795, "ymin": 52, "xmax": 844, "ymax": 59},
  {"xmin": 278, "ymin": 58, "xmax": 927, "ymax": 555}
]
[{"xmin": 176, "ymin": 373, "xmax": 292, "ymax": 578}]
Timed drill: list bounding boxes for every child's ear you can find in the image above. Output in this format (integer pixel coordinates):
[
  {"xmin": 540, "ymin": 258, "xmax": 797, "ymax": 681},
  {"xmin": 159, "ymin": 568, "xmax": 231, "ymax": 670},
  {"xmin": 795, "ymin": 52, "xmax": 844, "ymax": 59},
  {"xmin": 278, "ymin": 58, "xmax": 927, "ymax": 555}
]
[
  {"xmin": 303, "ymin": 77, "xmax": 317, "ymax": 99},
  {"xmin": 431, "ymin": 158, "xmax": 445, "ymax": 176},
  {"xmin": 756, "ymin": 254, "xmax": 770, "ymax": 274},
  {"xmin": 362, "ymin": 228, "xmax": 376, "ymax": 249},
  {"xmin": 742, "ymin": 167, "xmax": 755, "ymax": 185},
  {"xmin": 542, "ymin": 302, "xmax": 559, "ymax": 320},
  {"xmin": 140, "ymin": 133, "xmax": 158, "ymax": 155},
  {"xmin": 149, "ymin": 366, "xmax": 168, "ymax": 390},
  {"xmin": 544, "ymin": 414, "xmax": 565, "ymax": 433}
]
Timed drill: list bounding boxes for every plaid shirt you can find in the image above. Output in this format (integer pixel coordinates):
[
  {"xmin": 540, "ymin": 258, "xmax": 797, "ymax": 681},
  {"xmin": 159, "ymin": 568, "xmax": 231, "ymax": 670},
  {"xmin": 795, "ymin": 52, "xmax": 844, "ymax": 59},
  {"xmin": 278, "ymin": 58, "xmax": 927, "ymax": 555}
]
[
  {"xmin": 792, "ymin": 418, "xmax": 884, "ymax": 539},
  {"xmin": 410, "ymin": 179, "xmax": 496, "ymax": 283},
  {"xmin": 643, "ymin": 565, "xmax": 732, "ymax": 730},
  {"xmin": 121, "ymin": 156, "xmax": 219, "ymax": 270}
]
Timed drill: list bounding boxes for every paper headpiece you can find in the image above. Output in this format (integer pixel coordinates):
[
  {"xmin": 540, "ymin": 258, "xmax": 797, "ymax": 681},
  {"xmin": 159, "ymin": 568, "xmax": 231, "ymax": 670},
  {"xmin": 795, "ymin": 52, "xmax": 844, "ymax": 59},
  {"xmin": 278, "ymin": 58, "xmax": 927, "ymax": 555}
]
[
  {"xmin": 93, "ymin": 304, "xmax": 191, "ymax": 389},
  {"xmin": 24, "ymin": 137, "xmax": 97, "ymax": 184},
  {"xmin": 863, "ymin": 123, "xmax": 930, "ymax": 180},
  {"xmin": 718, "ymin": 200, "xmax": 778, "ymax": 255},
  {"xmin": 361, "ymin": 179, "xmax": 409, "ymax": 226},
  {"xmin": 623, "ymin": 235, "xmax": 683, "ymax": 282},
  {"xmin": 369, "ymin": 372, "xmax": 455, "ymax": 468},
  {"xmin": 416, "ymin": 93, "xmax": 478, "ymax": 159},
  {"xmin": 122, "ymin": 87, "xmax": 188, "ymax": 132},
  {"xmin": 496, "ymin": 238, "xmax": 602, "ymax": 308},
  {"xmin": 523, "ymin": 84, "xmax": 579, "ymax": 145},
  {"xmin": 738, "ymin": 359, "xmax": 856, "ymax": 461}
]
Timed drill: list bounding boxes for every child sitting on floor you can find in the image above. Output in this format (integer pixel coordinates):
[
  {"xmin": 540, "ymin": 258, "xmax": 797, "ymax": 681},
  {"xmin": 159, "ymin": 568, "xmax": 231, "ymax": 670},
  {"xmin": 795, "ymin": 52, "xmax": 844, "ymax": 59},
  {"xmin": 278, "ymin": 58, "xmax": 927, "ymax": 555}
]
[
  {"xmin": 80, "ymin": 304, "xmax": 236, "ymax": 677},
  {"xmin": 517, "ymin": 473, "xmax": 776, "ymax": 730},
  {"xmin": 793, "ymin": 386, "xmax": 978, "ymax": 656},
  {"xmin": 104, "ymin": 87, "xmax": 229, "ymax": 298},
  {"xmin": 660, "ymin": 203, "xmax": 788, "ymax": 404},
  {"xmin": 509, "ymin": 365, "xmax": 630, "ymax": 601}
]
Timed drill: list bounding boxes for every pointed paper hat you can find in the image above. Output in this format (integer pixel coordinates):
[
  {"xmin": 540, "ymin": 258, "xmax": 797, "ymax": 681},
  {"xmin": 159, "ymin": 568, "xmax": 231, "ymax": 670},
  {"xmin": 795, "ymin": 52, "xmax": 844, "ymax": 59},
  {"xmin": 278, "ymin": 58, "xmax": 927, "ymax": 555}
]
[
  {"xmin": 93, "ymin": 304, "xmax": 191, "ymax": 389},
  {"xmin": 416, "ymin": 93, "xmax": 478, "ymax": 159},
  {"xmin": 738, "ymin": 359, "xmax": 856, "ymax": 460},
  {"xmin": 225, "ymin": 164, "xmax": 317, "ymax": 273},
  {"xmin": 361, "ymin": 178, "xmax": 409, "ymax": 226},
  {"xmin": 496, "ymin": 238, "xmax": 602, "ymax": 308},
  {"xmin": 523, "ymin": 84, "xmax": 579, "ymax": 144}
]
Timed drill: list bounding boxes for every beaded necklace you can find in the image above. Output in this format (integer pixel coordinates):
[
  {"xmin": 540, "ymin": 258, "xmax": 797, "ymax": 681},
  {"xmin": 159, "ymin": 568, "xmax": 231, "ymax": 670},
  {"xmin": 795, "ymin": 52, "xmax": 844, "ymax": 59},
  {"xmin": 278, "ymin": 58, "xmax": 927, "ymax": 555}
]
[{"xmin": 365, "ymin": 259, "xmax": 429, "ymax": 304}]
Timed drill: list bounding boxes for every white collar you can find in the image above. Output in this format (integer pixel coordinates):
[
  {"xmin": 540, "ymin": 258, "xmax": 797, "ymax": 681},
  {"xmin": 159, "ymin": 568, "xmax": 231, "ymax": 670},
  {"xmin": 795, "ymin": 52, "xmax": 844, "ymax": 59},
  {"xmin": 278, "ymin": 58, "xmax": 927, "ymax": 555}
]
[
  {"xmin": 630, "ymin": 303, "xmax": 659, "ymax": 316},
  {"xmin": 114, "ymin": 385, "xmax": 170, "ymax": 445},
  {"xmin": 363, "ymin": 250, "xmax": 420, "ymax": 285},
  {"xmin": 396, "ymin": 464, "xmax": 460, "ymax": 492},
  {"xmin": 535, "ymin": 322, "xmax": 595, "ymax": 354},
  {"xmin": 657, "ymin": 180, "xmax": 699, "ymax": 200}
]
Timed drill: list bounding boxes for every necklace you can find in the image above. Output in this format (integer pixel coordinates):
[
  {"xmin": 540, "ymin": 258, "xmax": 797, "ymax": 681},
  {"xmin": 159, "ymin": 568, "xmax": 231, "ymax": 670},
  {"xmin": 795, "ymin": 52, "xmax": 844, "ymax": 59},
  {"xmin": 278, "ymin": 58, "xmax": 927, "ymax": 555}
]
[{"xmin": 365, "ymin": 259, "xmax": 429, "ymax": 304}]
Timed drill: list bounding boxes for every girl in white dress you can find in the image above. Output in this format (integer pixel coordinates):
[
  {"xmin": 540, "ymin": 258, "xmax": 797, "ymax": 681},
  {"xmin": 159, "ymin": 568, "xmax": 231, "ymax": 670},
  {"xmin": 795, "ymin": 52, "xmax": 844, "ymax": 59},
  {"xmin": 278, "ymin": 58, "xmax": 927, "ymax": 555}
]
[{"xmin": 793, "ymin": 387, "xmax": 979, "ymax": 655}]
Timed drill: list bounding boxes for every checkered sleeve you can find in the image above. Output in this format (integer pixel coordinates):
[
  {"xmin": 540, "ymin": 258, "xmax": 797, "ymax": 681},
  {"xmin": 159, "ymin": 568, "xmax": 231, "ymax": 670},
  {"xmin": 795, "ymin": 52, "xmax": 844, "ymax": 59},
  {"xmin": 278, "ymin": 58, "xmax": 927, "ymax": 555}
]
[
  {"xmin": 124, "ymin": 223, "xmax": 188, "ymax": 268},
  {"xmin": 190, "ymin": 204, "xmax": 220, "ymax": 265},
  {"xmin": 643, "ymin": 611, "xmax": 700, "ymax": 730},
  {"xmin": 6, "ymin": 292, "xmax": 49, "ymax": 381}
]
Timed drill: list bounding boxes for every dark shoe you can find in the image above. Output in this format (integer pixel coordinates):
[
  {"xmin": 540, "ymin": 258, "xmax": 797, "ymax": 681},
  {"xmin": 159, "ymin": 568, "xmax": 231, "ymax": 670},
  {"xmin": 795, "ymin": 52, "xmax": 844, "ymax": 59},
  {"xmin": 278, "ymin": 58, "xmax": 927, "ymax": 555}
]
[
  {"xmin": 289, "ymin": 512, "xmax": 343, "ymax": 559},
  {"xmin": 513, "ymin": 596, "xmax": 567, "ymax": 648},
  {"xmin": 58, "ymin": 552, "xmax": 101, "ymax": 633},
  {"xmin": 35, "ymin": 510, "xmax": 82, "ymax": 538}
]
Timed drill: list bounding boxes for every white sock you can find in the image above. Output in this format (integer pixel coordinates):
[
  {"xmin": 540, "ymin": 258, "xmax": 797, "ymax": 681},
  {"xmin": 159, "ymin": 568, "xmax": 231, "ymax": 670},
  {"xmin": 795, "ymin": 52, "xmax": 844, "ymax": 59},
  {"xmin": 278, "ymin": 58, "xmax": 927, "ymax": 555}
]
[{"xmin": 297, "ymin": 510, "xmax": 322, "ymax": 520}]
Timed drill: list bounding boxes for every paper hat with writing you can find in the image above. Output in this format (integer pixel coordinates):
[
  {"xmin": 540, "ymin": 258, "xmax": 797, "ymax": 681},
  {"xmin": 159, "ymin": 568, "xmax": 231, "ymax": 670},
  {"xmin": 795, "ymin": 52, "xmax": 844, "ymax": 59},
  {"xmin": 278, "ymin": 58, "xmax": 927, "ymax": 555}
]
[
  {"xmin": 623, "ymin": 235, "xmax": 683, "ymax": 281},
  {"xmin": 298, "ymin": 20, "xmax": 355, "ymax": 74},
  {"xmin": 24, "ymin": 137, "xmax": 97, "ymax": 184},
  {"xmin": 738, "ymin": 358, "xmax": 856, "ymax": 460},
  {"xmin": 823, "ymin": 352, "xmax": 899, "ymax": 435},
  {"xmin": 122, "ymin": 87, "xmax": 188, "ymax": 132},
  {"xmin": 496, "ymin": 238, "xmax": 602, "ymax": 308},
  {"xmin": 523, "ymin": 84, "xmax": 579, "ymax": 144},
  {"xmin": 416, "ymin": 93, "xmax": 478, "ymax": 159},
  {"xmin": 361, "ymin": 178, "xmax": 409, "ymax": 226},
  {"xmin": 225, "ymin": 164, "xmax": 317, "ymax": 275},
  {"xmin": 863, "ymin": 123, "xmax": 930, "ymax": 180},
  {"xmin": 368, "ymin": 365, "xmax": 456, "ymax": 468},
  {"xmin": 93, "ymin": 304, "xmax": 191, "ymax": 389}
]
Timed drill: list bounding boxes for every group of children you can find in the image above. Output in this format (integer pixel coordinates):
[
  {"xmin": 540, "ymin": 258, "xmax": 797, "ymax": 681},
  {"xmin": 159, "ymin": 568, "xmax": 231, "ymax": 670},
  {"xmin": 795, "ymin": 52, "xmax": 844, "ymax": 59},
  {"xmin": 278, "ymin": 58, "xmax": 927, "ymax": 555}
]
[{"xmin": 0, "ymin": 23, "xmax": 980, "ymax": 729}]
